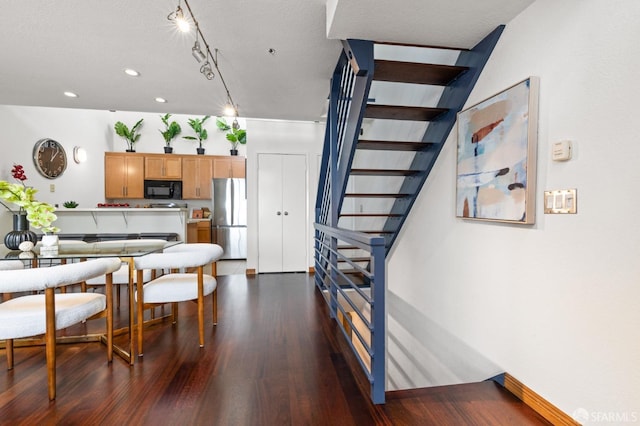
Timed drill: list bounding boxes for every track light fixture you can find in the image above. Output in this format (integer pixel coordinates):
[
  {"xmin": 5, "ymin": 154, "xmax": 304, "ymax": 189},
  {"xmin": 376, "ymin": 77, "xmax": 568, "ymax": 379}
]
[
  {"xmin": 168, "ymin": 0, "xmax": 239, "ymax": 116},
  {"xmin": 200, "ymin": 61, "xmax": 215, "ymax": 80},
  {"xmin": 167, "ymin": 0, "xmax": 190, "ymax": 32},
  {"xmin": 192, "ymin": 40, "xmax": 206, "ymax": 63}
]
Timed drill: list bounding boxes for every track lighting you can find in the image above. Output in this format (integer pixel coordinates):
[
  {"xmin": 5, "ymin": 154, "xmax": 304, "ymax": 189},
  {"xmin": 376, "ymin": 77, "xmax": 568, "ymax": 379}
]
[
  {"xmin": 200, "ymin": 62, "xmax": 215, "ymax": 80},
  {"xmin": 168, "ymin": 0, "xmax": 239, "ymax": 116},
  {"xmin": 192, "ymin": 40, "xmax": 206, "ymax": 63}
]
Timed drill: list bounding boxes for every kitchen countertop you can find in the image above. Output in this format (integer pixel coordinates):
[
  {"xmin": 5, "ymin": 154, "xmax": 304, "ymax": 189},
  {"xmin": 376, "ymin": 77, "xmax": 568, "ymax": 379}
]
[{"xmin": 187, "ymin": 218, "xmax": 212, "ymax": 224}]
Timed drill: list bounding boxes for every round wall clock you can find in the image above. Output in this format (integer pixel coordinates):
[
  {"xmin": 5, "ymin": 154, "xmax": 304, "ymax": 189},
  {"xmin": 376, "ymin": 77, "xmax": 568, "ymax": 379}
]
[{"xmin": 33, "ymin": 138, "xmax": 67, "ymax": 179}]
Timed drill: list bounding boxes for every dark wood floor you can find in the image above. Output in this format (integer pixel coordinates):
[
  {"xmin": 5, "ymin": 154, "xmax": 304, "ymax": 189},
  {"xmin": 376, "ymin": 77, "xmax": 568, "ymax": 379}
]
[{"xmin": 0, "ymin": 273, "xmax": 550, "ymax": 425}]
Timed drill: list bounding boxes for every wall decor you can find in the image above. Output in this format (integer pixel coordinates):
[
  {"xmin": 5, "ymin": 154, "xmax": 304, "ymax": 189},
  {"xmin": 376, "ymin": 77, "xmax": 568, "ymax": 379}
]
[{"xmin": 456, "ymin": 77, "xmax": 539, "ymax": 224}]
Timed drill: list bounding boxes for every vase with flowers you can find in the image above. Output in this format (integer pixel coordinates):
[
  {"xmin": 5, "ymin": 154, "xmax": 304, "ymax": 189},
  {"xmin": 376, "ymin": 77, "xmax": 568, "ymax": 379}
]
[{"xmin": 0, "ymin": 164, "xmax": 59, "ymax": 250}]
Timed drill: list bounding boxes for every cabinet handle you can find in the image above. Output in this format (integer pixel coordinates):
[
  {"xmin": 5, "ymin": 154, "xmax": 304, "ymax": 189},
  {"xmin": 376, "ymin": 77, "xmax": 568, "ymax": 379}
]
[
  {"xmin": 284, "ymin": 211, "xmax": 289, "ymax": 216},
  {"xmin": 277, "ymin": 211, "xmax": 281, "ymax": 216}
]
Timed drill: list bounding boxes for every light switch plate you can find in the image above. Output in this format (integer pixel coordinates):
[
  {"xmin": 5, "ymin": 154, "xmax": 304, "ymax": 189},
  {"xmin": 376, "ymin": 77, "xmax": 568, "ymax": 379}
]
[{"xmin": 544, "ymin": 189, "xmax": 577, "ymax": 214}]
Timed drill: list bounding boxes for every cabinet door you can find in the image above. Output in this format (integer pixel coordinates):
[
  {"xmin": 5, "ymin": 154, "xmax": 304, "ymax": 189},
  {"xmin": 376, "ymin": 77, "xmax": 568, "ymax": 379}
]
[
  {"xmin": 105, "ymin": 153, "xmax": 144, "ymax": 199},
  {"xmin": 182, "ymin": 157, "xmax": 198, "ymax": 199},
  {"xmin": 231, "ymin": 157, "xmax": 246, "ymax": 178},
  {"xmin": 125, "ymin": 156, "xmax": 144, "ymax": 198},
  {"xmin": 144, "ymin": 157, "xmax": 165, "ymax": 179},
  {"xmin": 105, "ymin": 154, "xmax": 126, "ymax": 198},
  {"xmin": 258, "ymin": 154, "xmax": 307, "ymax": 273},
  {"xmin": 183, "ymin": 157, "xmax": 212, "ymax": 199},
  {"xmin": 212, "ymin": 157, "xmax": 231, "ymax": 178},
  {"xmin": 164, "ymin": 157, "xmax": 182, "ymax": 179},
  {"xmin": 145, "ymin": 156, "xmax": 182, "ymax": 179}
]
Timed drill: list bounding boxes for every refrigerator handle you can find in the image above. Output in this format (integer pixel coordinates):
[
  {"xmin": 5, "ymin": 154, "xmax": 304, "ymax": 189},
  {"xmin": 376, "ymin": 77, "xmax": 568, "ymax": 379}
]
[{"xmin": 231, "ymin": 178, "xmax": 236, "ymax": 226}]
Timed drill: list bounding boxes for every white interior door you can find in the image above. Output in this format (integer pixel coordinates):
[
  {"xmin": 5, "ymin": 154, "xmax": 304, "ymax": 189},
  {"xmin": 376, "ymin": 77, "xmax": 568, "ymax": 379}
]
[
  {"xmin": 258, "ymin": 154, "xmax": 307, "ymax": 273},
  {"xmin": 281, "ymin": 155, "xmax": 307, "ymax": 272}
]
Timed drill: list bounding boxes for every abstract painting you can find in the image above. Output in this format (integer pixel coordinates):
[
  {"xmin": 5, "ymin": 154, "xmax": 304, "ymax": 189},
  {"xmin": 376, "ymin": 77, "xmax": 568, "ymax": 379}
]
[{"xmin": 456, "ymin": 77, "xmax": 539, "ymax": 224}]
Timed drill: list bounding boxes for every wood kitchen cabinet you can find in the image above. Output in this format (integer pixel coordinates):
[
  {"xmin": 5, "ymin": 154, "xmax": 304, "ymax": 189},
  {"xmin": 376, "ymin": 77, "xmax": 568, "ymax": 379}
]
[
  {"xmin": 104, "ymin": 152, "xmax": 144, "ymax": 199},
  {"xmin": 182, "ymin": 156, "xmax": 213, "ymax": 199},
  {"xmin": 144, "ymin": 154, "xmax": 182, "ymax": 179},
  {"xmin": 212, "ymin": 156, "xmax": 245, "ymax": 178},
  {"xmin": 187, "ymin": 220, "xmax": 211, "ymax": 243}
]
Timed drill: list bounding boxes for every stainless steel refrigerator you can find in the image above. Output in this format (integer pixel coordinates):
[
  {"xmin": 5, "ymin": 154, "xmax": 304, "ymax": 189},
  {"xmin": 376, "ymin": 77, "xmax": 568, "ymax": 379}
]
[{"xmin": 211, "ymin": 178, "xmax": 247, "ymax": 259}]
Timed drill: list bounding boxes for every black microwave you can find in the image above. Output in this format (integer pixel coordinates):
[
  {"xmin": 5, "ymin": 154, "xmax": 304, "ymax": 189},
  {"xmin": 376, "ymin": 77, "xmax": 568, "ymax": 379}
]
[{"xmin": 144, "ymin": 180, "xmax": 182, "ymax": 199}]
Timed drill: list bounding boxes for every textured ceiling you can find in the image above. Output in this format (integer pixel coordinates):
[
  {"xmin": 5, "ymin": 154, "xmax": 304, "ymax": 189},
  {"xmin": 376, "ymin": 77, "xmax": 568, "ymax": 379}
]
[{"xmin": 0, "ymin": 0, "xmax": 533, "ymax": 121}]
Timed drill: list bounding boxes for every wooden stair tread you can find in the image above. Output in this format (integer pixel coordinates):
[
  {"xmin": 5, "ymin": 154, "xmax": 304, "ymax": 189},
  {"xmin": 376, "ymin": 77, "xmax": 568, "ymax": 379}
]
[
  {"xmin": 345, "ymin": 193, "xmax": 412, "ymax": 198},
  {"xmin": 338, "ymin": 257, "xmax": 370, "ymax": 263},
  {"xmin": 364, "ymin": 105, "xmax": 448, "ymax": 121},
  {"xmin": 374, "ymin": 60, "xmax": 468, "ymax": 86},
  {"xmin": 351, "ymin": 168, "xmax": 421, "ymax": 176},
  {"xmin": 357, "ymin": 140, "xmax": 434, "ymax": 151},
  {"xmin": 340, "ymin": 213, "xmax": 403, "ymax": 217}
]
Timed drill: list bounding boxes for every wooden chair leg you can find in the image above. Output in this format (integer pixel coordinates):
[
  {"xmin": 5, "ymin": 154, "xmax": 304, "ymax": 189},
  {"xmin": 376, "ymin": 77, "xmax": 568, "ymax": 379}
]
[
  {"xmin": 116, "ymin": 285, "xmax": 121, "ymax": 309},
  {"xmin": 212, "ymin": 288, "xmax": 218, "ymax": 325},
  {"xmin": 6, "ymin": 339, "xmax": 14, "ymax": 369},
  {"xmin": 198, "ymin": 266, "xmax": 204, "ymax": 347},
  {"xmin": 45, "ymin": 288, "xmax": 57, "ymax": 401},
  {"xmin": 172, "ymin": 303, "xmax": 179, "ymax": 324},
  {"xmin": 136, "ymin": 270, "xmax": 145, "ymax": 357}
]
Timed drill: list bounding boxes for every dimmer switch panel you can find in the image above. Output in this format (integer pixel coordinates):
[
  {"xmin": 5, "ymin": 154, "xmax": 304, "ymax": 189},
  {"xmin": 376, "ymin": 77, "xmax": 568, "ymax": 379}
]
[
  {"xmin": 544, "ymin": 189, "xmax": 577, "ymax": 214},
  {"xmin": 552, "ymin": 140, "xmax": 572, "ymax": 161}
]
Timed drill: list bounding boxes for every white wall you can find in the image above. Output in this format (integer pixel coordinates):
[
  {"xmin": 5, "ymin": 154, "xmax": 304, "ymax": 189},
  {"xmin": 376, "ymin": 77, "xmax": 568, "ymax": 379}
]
[
  {"xmin": 387, "ymin": 0, "xmax": 640, "ymax": 422},
  {"xmin": 0, "ymin": 107, "xmax": 324, "ymax": 272},
  {"xmin": 245, "ymin": 119, "xmax": 324, "ymax": 272}
]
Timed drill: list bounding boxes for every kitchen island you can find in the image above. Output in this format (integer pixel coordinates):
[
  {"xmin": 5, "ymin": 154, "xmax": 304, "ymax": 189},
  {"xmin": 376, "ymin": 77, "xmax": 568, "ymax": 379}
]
[{"xmin": 53, "ymin": 208, "xmax": 189, "ymax": 241}]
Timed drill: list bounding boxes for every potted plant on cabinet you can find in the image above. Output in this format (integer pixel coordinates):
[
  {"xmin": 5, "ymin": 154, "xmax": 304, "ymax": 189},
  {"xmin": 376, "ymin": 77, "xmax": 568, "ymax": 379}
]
[
  {"xmin": 159, "ymin": 113, "xmax": 182, "ymax": 153},
  {"xmin": 183, "ymin": 115, "xmax": 210, "ymax": 155},
  {"xmin": 114, "ymin": 118, "xmax": 144, "ymax": 152},
  {"xmin": 216, "ymin": 117, "xmax": 246, "ymax": 156}
]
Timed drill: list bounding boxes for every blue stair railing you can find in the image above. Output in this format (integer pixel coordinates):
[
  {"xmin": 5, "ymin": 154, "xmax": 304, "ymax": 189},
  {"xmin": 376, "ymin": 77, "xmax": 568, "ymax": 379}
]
[{"xmin": 314, "ymin": 224, "xmax": 386, "ymax": 404}]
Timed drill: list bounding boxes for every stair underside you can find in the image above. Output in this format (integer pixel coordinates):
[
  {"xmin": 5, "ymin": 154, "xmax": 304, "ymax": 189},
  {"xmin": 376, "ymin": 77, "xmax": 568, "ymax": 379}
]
[
  {"xmin": 373, "ymin": 60, "xmax": 468, "ymax": 85},
  {"xmin": 364, "ymin": 105, "xmax": 447, "ymax": 121},
  {"xmin": 345, "ymin": 193, "xmax": 412, "ymax": 198},
  {"xmin": 350, "ymin": 168, "xmax": 420, "ymax": 177},
  {"xmin": 357, "ymin": 140, "xmax": 434, "ymax": 151}
]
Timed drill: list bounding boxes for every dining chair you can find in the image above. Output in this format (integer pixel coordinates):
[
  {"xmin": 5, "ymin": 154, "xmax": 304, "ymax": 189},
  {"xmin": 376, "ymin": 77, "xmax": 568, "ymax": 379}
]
[
  {"xmin": 83, "ymin": 239, "xmax": 166, "ymax": 307},
  {"xmin": 133, "ymin": 243, "xmax": 223, "ymax": 356},
  {"xmin": 0, "ymin": 257, "xmax": 122, "ymax": 400}
]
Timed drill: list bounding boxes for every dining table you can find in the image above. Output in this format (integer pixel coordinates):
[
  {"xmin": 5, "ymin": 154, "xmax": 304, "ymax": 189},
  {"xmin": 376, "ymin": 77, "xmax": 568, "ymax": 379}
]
[{"xmin": 0, "ymin": 239, "xmax": 182, "ymax": 365}]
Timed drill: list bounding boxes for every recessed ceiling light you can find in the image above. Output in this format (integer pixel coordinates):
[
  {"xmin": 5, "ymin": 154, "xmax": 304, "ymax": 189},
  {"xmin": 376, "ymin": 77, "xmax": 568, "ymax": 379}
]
[
  {"xmin": 64, "ymin": 91, "xmax": 78, "ymax": 98},
  {"xmin": 155, "ymin": 97, "xmax": 167, "ymax": 103},
  {"xmin": 124, "ymin": 68, "xmax": 140, "ymax": 77}
]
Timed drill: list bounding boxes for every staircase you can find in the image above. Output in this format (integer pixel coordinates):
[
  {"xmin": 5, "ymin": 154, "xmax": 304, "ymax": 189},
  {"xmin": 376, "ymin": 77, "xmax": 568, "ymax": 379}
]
[{"xmin": 314, "ymin": 26, "xmax": 504, "ymax": 404}]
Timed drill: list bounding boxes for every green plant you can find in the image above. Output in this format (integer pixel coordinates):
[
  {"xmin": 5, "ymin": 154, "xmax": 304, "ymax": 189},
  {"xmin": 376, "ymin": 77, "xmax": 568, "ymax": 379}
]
[
  {"xmin": 63, "ymin": 200, "xmax": 79, "ymax": 208},
  {"xmin": 216, "ymin": 117, "xmax": 247, "ymax": 150},
  {"xmin": 183, "ymin": 115, "xmax": 211, "ymax": 149},
  {"xmin": 0, "ymin": 165, "xmax": 59, "ymax": 233},
  {"xmin": 114, "ymin": 118, "xmax": 144, "ymax": 151},
  {"xmin": 159, "ymin": 113, "xmax": 182, "ymax": 146}
]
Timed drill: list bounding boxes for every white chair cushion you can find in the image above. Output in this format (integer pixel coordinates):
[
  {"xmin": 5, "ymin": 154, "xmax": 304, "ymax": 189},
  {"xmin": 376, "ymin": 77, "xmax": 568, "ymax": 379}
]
[
  {"xmin": 0, "ymin": 293, "xmax": 106, "ymax": 340},
  {"xmin": 134, "ymin": 244, "xmax": 223, "ymax": 271},
  {"xmin": 135, "ymin": 274, "xmax": 217, "ymax": 304},
  {"xmin": 0, "ymin": 260, "xmax": 25, "ymax": 270},
  {"xmin": 85, "ymin": 264, "xmax": 152, "ymax": 285},
  {"xmin": 0, "ymin": 258, "xmax": 122, "ymax": 293}
]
